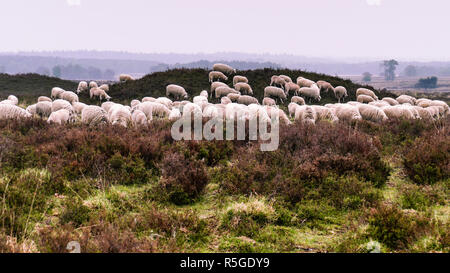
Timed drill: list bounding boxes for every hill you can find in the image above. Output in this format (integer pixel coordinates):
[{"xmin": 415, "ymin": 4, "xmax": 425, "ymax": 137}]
[{"xmin": 110, "ymin": 68, "xmax": 394, "ymax": 105}]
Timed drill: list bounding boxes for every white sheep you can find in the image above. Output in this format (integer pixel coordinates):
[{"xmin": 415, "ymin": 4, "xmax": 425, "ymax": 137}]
[
  {"xmin": 212, "ymin": 63, "xmax": 236, "ymax": 75},
  {"xmin": 262, "ymin": 97, "xmax": 276, "ymax": 106},
  {"xmin": 294, "ymin": 105, "xmax": 316, "ymax": 125},
  {"xmin": 288, "ymin": 102, "xmax": 300, "ymax": 118},
  {"xmin": 396, "ymin": 95, "xmax": 416, "ymax": 105},
  {"xmin": 51, "ymin": 87, "xmax": 65, "ymax": 99},
  {"xmin": 265, "ymin": 106, "xmax": 291, "ymax": 125},
  {"xmin": 132, "ymin": 110, "xmax": 148, "ymax": 126},
  {"xmin": 316, "ymin": 81, "xmax": 334, "ymax": 93},
  {"xmin": 284, "ymin": 82, "xmax": 301, "ymax": 96},
  {"xmin": 130, "ymin": 99, "xmax": 141, "ymax": 108},
  {"xmin": 90, "ymin": 88, "xmax": 111, "ymax": 101},
  {"xmin": 81, "ymin": 106, "xmax": 108, "ymax": 126},
  {"xmin": 120, "ymin": 74, "xmax": 134, "ymax": 82},
  {"xmin": 209, "ymin": 71, "xmax": 228, "ymax": 83},
  {"xmin": 264, "ymin": 86, "xmax": 287, "ymax": 103},
  {"xmin": 38, "ymin": 96, "xmax": 52, "ymax": 103},
  {"xmin": 155, "ymin": 97, "xmax": 173, "ymax": 109},
  {"xmin": 142, "ymin": 97, "xmax": 156, "ymax": 103},
  {"xmin": 296, "ymin": 77, "xmax": 315, "ymax": 88},
  {"xmin": 413, "ymin": 106, "xmax": 434, "ymax": 120},
  {"xmin": 333, "ymin": 104, "xmax": 362, "ymax": 123},
  {"xmin": 7, "ymin": 95, "xmax": 18, "ymax": 105},
  {"xmin": 72, "ymin": 102, "xmax": 87, "ymax": 115},
  {"xmin": 357, "ymin": 94, "xmax": 375, "ymax": 104},
  {"xmin": 47, "ymin": 109, "xmax": 74, "ymax": 125},
  {"xmin": 356, "ymin": 88, "xmax": 378, "ymax": 100},
  {"xmin": 428, "ymin": 100, "xmax": 449, "ymax": 116},
  {"xmin": 136, "ymin": 101, "xmax": 171, "ymax": 119},
  {"xmin": 210, "ymin": 82, "xmax": 228, "ymax": 98},
  {"xmin": 193, "ymin": 95, "xmax": 208, "ymax": 105},
  {"xmin": 36, "ymin": 101, "xmax": 53, "ymax": 117},
  {"xmin": 99, "ymin": 84, "xmax": 110, "ymax": 92},
  {"xmin": 227, "ymin": 93, "xmax": 241, "ymax": 102},
  {"xmin": 0, "ymin": 104, "xmax": 31, "ymax": 119},
  {"xmin": 382, "ymin": 105, "xmax": 415, "ymax": 120},
  {"xmin": 215, "ymin": 86, "xmax": 240, "ymax": 99},
  {"xmin": 298, "ymin": 85, "xmax": 321, "ymax": 102},
  {"xmin": 166, "ymin": 84, "xmax": 188, "ymax": 101},
  {"xmin": 381, "ymin": 97, "xmax": 399, "ymax": 106},
  {"xmin": 357, "ymin": 104, "xmax": 388, "ymax": 123},
  {"xmin": 89, "ymin": 81, "xmax": 98, "ymax": 89},
  {"xmin": 26, "ymin": 104, "xmax": 37, "ymax": 116},
  {"xmin": 279, "ymin": 75, "xmax": 293, "ymax": 83},
  {"xmin": 182, "ymin": 103, "xmax": 202, "ymax": 118},
  {"xmin": 333, "ymin": 86, "xmax": 348, "ymax": 103},
  {"xmin": 52, "ymin": 99, "xmax": 73, "ymax": 114},
  {"xmin": 270, "ymin": 76, "xmax": 286, "ymax": 89},
  {"xmin": 291, "ymin": 96, "xmax": 305, "ymax": 105},
  {"xmin": 237, "ymin": 95, "xmax": 259, "ymax": 106},
  {"xmin": 101, "ymin": 102, "xmax": 116, "ymax": 113},
  {"xmin": 369, "ymin": 101, "xmax": 390, "ymax": 108},
  {"xmin": 60, "ymin": 91, "xmax": 79, "ymax": 104},
  {"xmin": 233, "ymin": 76, "xmax": 248, "ymax": 86},
  {"xmin": 77, "ymin": 81, "xmax": 88, "ymax": 94},
  {"xmin": 312, "ymin": 105, "xmax": 339, "ymax": 122},
  {"xmin": 0, "ymin": 100, "xmax": 15, "ymax": 105},
  {"xmin": 234, "ymin": 82, "xmax": 253, "ymax": 95},
  {"xmin": 108, "ymin": 104, "xmax": 131, "ymax": 127},
  {"xmin": 168, "ymin": 108, "xmax": 182, "ymax": 121},
  {"xmin": 200, "ymin": 90, "xmax": 209, "ymax": 98},
  {"xmin": 221, "ymin": 97, "xmax": 232, "ymax": 105}
]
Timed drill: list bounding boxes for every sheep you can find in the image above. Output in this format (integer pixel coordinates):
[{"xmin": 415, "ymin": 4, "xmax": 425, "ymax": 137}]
[
  {"xmin": 166, "ymin": 84, "xmax": 188, "ymax": 101},
  {"xmin": 168, "ymin": 108, "xmax": 182, "ymax": 121},
  {"xmin": 270, "ymin": 76, "xmax": 286, "ymax": 89},
  {"xmin": 357, "ymin": 94, "xmax": 375, "ymax": 104},
  {"xmin": 130, "ymin": 99, "xmax": 141, "ymax": 108},
  {"xmin": 265, "ymin": 106, "xmax": 291, "ymax": 125},
  {"xmin": 227, "ymin": 93, "xmax": 241, "ymax": 102},
  {"xmin": 333, "ymin": 86, "xmax": 348, "ymax": 103},
  {"xmin": 233, "ymin": 76, "xmax": 248, "ymax": 86},
  {"xmin": 428, "ymin": 100, "xmax": 449, "ymax": 116},
  {"xmin": 221, "ymin": 97, "xmax": 232, "ymax": 105},
  {"xmin": 247, "ymin": 104, "xmax": 271, "ymax": 123},
  {"xmin": 131, "ymin": 110, "xmax": 148, "ymax": 126},
  {"xmin": 51, "ymin": 99, "xmax": 73, "ymax": 114},
  {"xmin": 291, "ymin": 96, "xmax": 306, "ymax": 105},
  {"xmin": 279, "ymin": 75, "xmax": 293, "ymax": 83},
  {"xmin": 396, "ymin": 95, "xmax": 416, "ymax": 105},
  {"xmin": 294, "ymin": 105, "xmax": 316, "ymax": 125},
  {"xmin": 108, "ymin": 104, "xmax": 131, "ymax": 127},
  {"xmin": 72, "ymin": 102, "xmax": 87, "ymax": 115},
  {"xmin": 333, "ymin": 104, "xmax": 362, "ymax": 123},
  {"xmin": 36, "ymin": 101, "xmax": 52, "ymax": 117},
  {"xmin": 262, "ymin": 97, "xmax": 276, "ymax": 106},
  {"xmin": 237, "ymin": 95, "xmax": 259, "ymax": 106},
  {"xmin": 81, "ymin": 106, "xmax": 108, "ymax": 126},
  {"xmin": 382, "ymin": 105, "xmax": 415, "ymax": 120},
  {"xmin": 7, "ymin": 95, "xmax": 18, "ymax": 105},
  {"xmin": 99, "ymin": 84, "xmax": 109, "ymax": 92},
  {"xmin": 26, "ymin": 104, "xmax": 37, "ymax": 116},
  {"xmin": 51, "ymin": 87, "xmax": 65, "ymax": 99},
  {"xmin": 182, "ymin": 103, "xmax": 202, "ymax": 118},
  {"xmin": 212, "ymin": 63, "xmax": 236, "ymax": 75},
  {"xmin": 413, "ymin": 106, "xmax": 434, "ymax": 120},
  {"xmin": 347, "ymin": 101, "xmax": 362, "ymax": 106},
  {"xmin": 210, "ymin": 82, "xmax": 228, "ymax": 98},
  {"xmin": 136, "ymin": 101, "xmax": 171, "ymax": 119},
  {"xmin": 119, "ymin": 74, "xmax": 134, "ymax": 82},
  {"xmin": 298, "ymin": 85, "xmax": 321, "ymax": 102},
  {"xmin": 89, "ymin": 81, "xmax": 98, "ymax": 89},
  {"xmin": 77, "ymin": 81, "xmax": 88, "ymax": 94},
  {"xmin": 288, "ymin": 102, "xmax": 300, "ymax": 118},
  {"xmin": 193, "ymin": 95, "xmax": 208, "ymax": 105},
  {"xmin": 264, "ymin": 86, "xmax": 287, "ymax": 103},
  {"xmin": 356, "ymin": 88, "xmax": 378, "ymax": 100},
  {"xmin": 142, "ymin": 97, "xmax": 156, "ymax": 103},
  {"xmin": 284, "ymin": 82, "xmax": 301, "ymax": 96},
  {"xmin": 155, "ymin": 97, "xmax": 173, "ymax": 109},
  {"xmin": 311, "ymin": 105, "xmax": 339, "ymax": 122},
  {"xmin": 357, "ymin": 104, "xmax": 388, "ymax": 123},
  {"xmin": 60, "ymin": 91, "xmax": 79, "ymax": 104},
  {"xmin": 200, "ymin": 90, "xmax": 209, "ymax": 98},
  {"xmin": 101, "ymin": 102, "xmax": 116, "ymax": 113},
  {"xmin": 203, "ymin": 104, "xmax": 223, "ymax": 119},
  {"xmin": 296, "ymin": 77, "xmax": 315, "ymax": 88},
  {"xmin": 38, "ymin": 96, "xmax": 52, "ymax": 103},
  {"xmin": 369, "ymin": 101, "xmax": 390, "ymax": 108},
  {"xmin": 0, "ymin": 100, "xmax": 15, "ymax": 105},
  {"xmin": 0, "ymin": 104, "xmax": 31, "ymax": 120},
  {"xmin": 47, "ymin": 109, "xmax": 74, "ymax": 125},
  {"xmin": 382, "ymin": 97, "xmax": 399, "ymax": 106},
  {"xmin": 90, "ymin": 88, "xmax": 111, "ymax": 101},
  {"xmin": 316, "ymin": 81, "xmax": 334, "ymax": 93},
  {"xmin": 426, "ymin": 106, "xmax": 442, "ymax": 119},
  {"xmin": 234, "ymin": 82, "xmax": 253, "ymax": 95},
  {"xmin": 215, "ymin": 86, "xmax": 240, "ymax": 99},
  {"xmin": 209, "ymin": 71, "xmax": 228, "ymax": 83}
]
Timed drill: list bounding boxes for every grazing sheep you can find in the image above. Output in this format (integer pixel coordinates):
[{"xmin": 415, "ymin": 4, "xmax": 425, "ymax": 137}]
[
  {"xmin": 262, "ymin": 97, "xmax": 276, "ymax": 106},
  {"xmin": 357, "ymin": 94, "xmax": 375, "ymax": 104},
  {"xmin": 221, "ymin": 97, "xmax": 232, "ymax": 105},
  {"xmin": 298, "ymin": 85, "xmax": 321, "ymax": 102},
  {"xmin": 347, "ymin": 101, "xmax": 362, "ymax": 106},
  {"xmin": 227, "ymin": 93, "xmax": 241, "ymax": 102},
  {"xmin": 212, "ymin": 63, "xmax": 236, "ymax": 75},
  {"xmin": 333, "ymin": 104, "xmax": 362, "ymax": 123},
  {"xmin": 47, "ymin": 109, "xmax": 74, "ymax": 125},
  {"xmin": 203, "ymin": 104, "xmax": 223, "ymax": 119},
  {"xmin": 0, "ymin": 104, "xmax": 31, "ymax": 119},
  {"xmin": 72, "ymin": 102, "xmax": 87, "ymax": 115},
  {"xmin": 209, "ymin": 71, "xmax": 228, "ymax": 83},
  {"xmin": 279, "ymin": 75, "xmax": 293, "ymax": 83},
  {"xmin": 291, "ymin": 96, "xmax": 306, "ymax": 105},
  {"xmin": 166, "ymin": 84, "xmax": 188, "ymax": 100},
  {"xmin": 77, "ymin": 81, "xmax": 88, "ymax": 94},
  {"xmin": 90, "ymin": 88, "xmax": 111, "ymax": 101},
  {"xmin": 132, "ymin": 110, "xmax": 148, "ymax": 126},
  {"xmin": 169, "ymin": 108, "xmax": 182, "ymax": 121},
  {"xmin": 210, "ymin": 82, "xmax": 228, "ymax": 98},
  {"xmin": 81, "ymin": 106, "xmax": 108, "ymax": 126},
  {"xmin": 89, "ymin": 81, "xmax": 98, "ymax": 89},
  {"xmin": 193, "ymin": 95, "xmax": 208, "ymax": 105},
  {"xmin": 312, "ymin": 105, "xmax": 339, "ymax": 122},
  {"xmin": 270, "ymin": 76, "xmax": 286, "ymax": 89},
  {"xmin": 215, "ymin": 86, "xmax": 240, "ymax": 99},
  {"xmin": 429, "ymin": 100, "xmax": 449, "ymax": 116},
  {"xmin": 136, "ymin": 101, "xmax": 171, "ymax": 119},
  {"xmin": 294, "ymin": 105, "xmax": 316, "ymax": 125},
  {"xmin": 381, "ymin": 97, "xmax": 399, "ymax": 106},
  {"xmin": 288, "ymin": 102, "xmax": 300, "ymax": 118},
  {"xmin": 356, "ymin": 88, "xmax": 378, "ymax": 100},
  {"xmin": 316, "ymin": 81, "xmax": 334, "ymax": 93},
  {"xmin": 142, "ymin": 97, "xmax": 156, "ymax": 103},
  {"xmin": 296, "ymin": 77, "xmax": 315, "ymax": 88},
  {"xmin": 182, "ymin": 103, "xmax": 202, "ymax": 118},
  {"xmin": 200, "ymin": 90, "xmax": 209, "ymax": 98},
  {"xmin": 413, "ymin": 106, "xmax": 434, "ymax": 120},
  {"xmin": 119, "ymin": 74, "xmax": 134, "ymax": 82},
  {"xmin": 101, "ymin": 102, "xmax": 116, "ymax": 113},
  {"xmin": 264, "ymin": 86, "xmax": 287, "ymax": 103},
  {"xmin": 52, "ymin": 99, "xmax": 73, "ymax": 113},
  {"xmin": 426, "ymin": 106, "xmax": 442, "ymax": 119},
  {"xmin": 0, "ymin": 100, "xmax": 15, "ymax": 105},
  {"xmin": 108, "ymin": 104, "xmax": 131, "ymax": 127},
  {"xmin": 396, "ymin": 95, "xmax": 416, "ymax": 105},
  {"xmin": 7, "ymin": 95, "xmax": 18, "ymax": 105},
  {"xmin": 333, "ymin": 86, "xmax": 348, "ymax": 103},
  {"xmin": 234, "ymin": 82, "xmax": 253, "ymax": 95},
  {"xmin": 38, "ymin": 96, "xmax": 52, "ymax": 103},
  {"xmin": 284, "ymin": 82, "xmax": 301, "ymax": 96},
  {"xmin": 130, "ymin": 99, "xmax": 141, "ymax": 108},
  {"xmin": 233, "ymin": 76, "xmax": 248, "ymax": 86},
  {"xmin": 51, "ymin": 87, "xmax": 65, "ymax": 99},
  {"xmin": 237, "ymin": 95, "xmax": 259, "ymax": 106},
  {"xmin": 36, "ymin": 101, "xmax": 52, "ymax": 117},
  {"xmin": 369, "ymin": 101, "xmax": 390, "ymax": 108},
  {"xmin": 60, "ymin": 91, "xmax": 79, "ymax": 104},
  {"xmin": 155, "ymin": 97, "xmax": 173, "ymax": 109},
  {"xmin": 26, "ymin": 104, "xmax": 37, "ymax": 116},
  {"xmin": 265, "ymin": 106, "xmax": 291, "ymax": 125},
  {"xmin": 357, "ymin": 104, "xmax": 388, "ymax": 122},
  {"xmin": 99, "ymin": 84, "xmax": 110, "ymax": 92},
  {"xmin": 382, "ymin": 105, "xmax": 415, "ymax": 120}
]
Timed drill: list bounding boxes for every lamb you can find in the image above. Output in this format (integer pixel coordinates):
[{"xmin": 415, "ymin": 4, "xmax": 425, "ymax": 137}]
[
  {"xmin": 333, "ymin": 86, "xmax": 348, "ymax": 103},
  {"xmin": 279, "ymin": 75, "xmax": 293, "ymax": 83},
  {"xmin": 215, "ymin": 86, "xmax": 240, "ymax": 99},
  {"xmin": 47, "ymin": 109, "xmax": 74, "ymax": 125},
  {"xmin": 200, "ymin": 90, "xmax": 209, "ymax": 98},
  {"xmin": 221, "ymin": 97, "xmax": 232, "ymax": 105},
  {"xmin": 212, "ymin": 63, "xmax": 236, "ymax": 75},
  {"xmin": 294, "ymin": 105, "xmax": 316, "ymax": 125},
  {"xmin": 155, "ymin": 97, "xmax": 173, "ymax": 109},
  {"xmin": 237, "ymin": 95, "xmax": 259, "ymax": 105},
  {"xmin": 166, "ymin": 84, "xmax": 188, "ymax": 100},
  {"xmin": 264, "ymin": 86, "xmax": 287, "ymax": 103},
  {"xmin": 316, "ymin": 81, "xmax": 334, "ymax": 93},
  {"xmin": 396, "ymin": 95, "xmax": 416, "ymax": 105},
  {"xmin": 227, "ymin": 93, "xmax": 241, "ymax": 102},
  {"xmin": 262, "ymin": 97, "xmax": 276, "ymax": 106},
  {"xmin": 270, "ymin": 76, "xmax": 286, "ymax": 89},
  {"xmin": 7, "ymin": 95, "xmax": 18, "ymax": 105},
  {"xmin": 298, "ymin": 85, "xmax": 321, "ymax": 102},
  {"xmin": 168, "ymin": 108, "xmax": 182, "ymax": 121},
  {"xmin": 210, "ymin": 82, "xmax": 228, "ymax": 98},
  {"xmin": 60, "ymin": 91, "xmax": 79, "ymax": 104},
  {"xmin": 296, "ymin": 77, "xmax": 315, "ymax": 88},
  {"xmin": 89, "ymin": 81, "xmax": 98, "ymax": 89},
  {"xmin": 81, "ymin": 106, "xmax": 108, "ymax": 126},
  {"xmin": 233, "ymin": 76, "xmax": 248, "ymax": 86},
  {"xmin": 77, "ymin": 81, "xmax": 88, "ymax": 94},
  {"xmin": 291, "ymin": 96, "xmax": 305, "ymax": 105},
  {"xmin": 119, "ymin": 74, "xmax": 135, "ymax": 82},
  {"xmin": 36, "ymin": 101, "xmax": 52, "ymax": 117},
  {"xmin": 311, "ymin": 105, "xmax": 339, "ymax": 122},
  {"xmin": 234, "ymin": 82, "xmax": 253, "ymax": 95},
  {"xmin": 357, "ymin": 94, "xmax": 375, "ymax": 104},
  {"xmin": 0, "ymin": 104, "xmax": 31, "ymax": 120},
  {"xmin": 99, "ymin": 84, "xmax": 110, "ymax": 92},
  {"xmin": 38, "ymin": 96, "xmax": 52, "ymax": 103},
  {"xmin": 131, "ymin": 110, "xmax": 148, "ymax": 126},
  {"xmin": 357, "ymin": 104, "xmax": 388, "ymax": 122},
  {"xmin": 142, "ymin": 97, "xmax": 156, "ymax": 103},
  {"xmin": 108, "ymin": 104, "xmax": 131, "ymax": 127},
  {"xmin": 52, "ymin": 99, "xmax": 73, "ymax": 114},
  {"xmin": 26, "ymin": 104, "xmax": 37, "ymax": 116},
  {"xmin": 90, "ymin": 88, "xmax": 111, "ymax": 101},
  {"xmin": 209, "ymin": 71, "xmax": 228, "ymax": 83},
  {"xmin": 72, "ymin": 102, "xmax": 87, "ymax": 114},
  {"xmin": 333, "ymin": 104, "xmax": 362, "ymax": 123},
  {"xmin": 381, "ymin": 97, "xmax": 399, "ymax": 106},
  {"xmin": 284, "ymin": 82, "xmax": 301, "ymax": 96},
  {"xmin": 51, "ymin": 87, "xmax": 65, "ymax": 99},
  {"xmin": 356, "ymin": 88, "xmax": 378, "ymax": 100}
]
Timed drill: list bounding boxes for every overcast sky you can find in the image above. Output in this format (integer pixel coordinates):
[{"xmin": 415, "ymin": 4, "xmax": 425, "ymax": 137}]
[{"xmin": 0, "ymin": 0, "xmax": 449, "ymax": 61}]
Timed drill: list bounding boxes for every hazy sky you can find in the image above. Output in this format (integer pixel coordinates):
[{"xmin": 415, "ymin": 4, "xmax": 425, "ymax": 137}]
[{"xmin": 1, "ymin": 0, "xmax": 449, "ymax": 61}]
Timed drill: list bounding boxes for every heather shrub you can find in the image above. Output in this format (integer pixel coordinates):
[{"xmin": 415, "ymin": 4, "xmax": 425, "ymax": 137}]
[
  {"xmin": 60, "ymin": 197, "xmax": 91, "ymax": 227},
  {"xmin": 399, "ymin": 183, "xmax": 447, "ymax": 211}
]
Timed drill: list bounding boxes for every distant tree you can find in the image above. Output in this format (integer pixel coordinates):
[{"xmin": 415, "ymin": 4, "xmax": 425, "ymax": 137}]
[
  {"xmin": 362, "ymin": 72, "xmax": 372, "ymax": 82},
  {"xmin": 381, "ymin": 59, "xmax": 399, "ymax": 81},
  {"xmin": 103, "ymin": 69, "xmax": 115, "ymax": 80},
  {"xmin": 36, "ymin": 66, "xmax": 50, "ymax": 76},
  {"xmin": 404, "ymin": 65, "xmax": 417, "ymax": 77},
  {"xmin": 415, "ymin": 76, "xmax": 438, "ymax": 89},
  {"xmin": 52, "ymin": 66, "xmax": 62, "ymax": 78}
]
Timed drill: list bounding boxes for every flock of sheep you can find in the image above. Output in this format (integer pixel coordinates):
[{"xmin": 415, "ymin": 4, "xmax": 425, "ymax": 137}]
[{"xmin": 0, "ymin": 64, "xmax": 448, "ymax": 128}]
